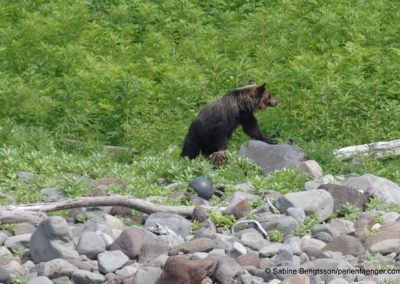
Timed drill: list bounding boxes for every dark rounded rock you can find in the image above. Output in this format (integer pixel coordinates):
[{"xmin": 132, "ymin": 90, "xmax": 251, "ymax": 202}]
[{"xmin": 188, "ymin": 177, "xmax": 214, "ymax": 200}]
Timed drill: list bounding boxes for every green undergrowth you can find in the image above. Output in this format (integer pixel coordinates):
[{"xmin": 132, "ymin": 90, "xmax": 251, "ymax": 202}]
[
  {"xmin": 1, "ymin": 1, "xmax": 400, "ymax": 204},
  {"xmin": 1, "ymin": 1, "xmax": 400, "ymax": 153},
  {"xmin": 1, "ymin": 129, "xmax": 399, "ymax": 206}
]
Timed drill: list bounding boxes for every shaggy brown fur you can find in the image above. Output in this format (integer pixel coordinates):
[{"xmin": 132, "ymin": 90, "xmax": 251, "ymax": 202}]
[{"xmin": 181, "ymin": 82, "xmax": 278, "ymax": 159}]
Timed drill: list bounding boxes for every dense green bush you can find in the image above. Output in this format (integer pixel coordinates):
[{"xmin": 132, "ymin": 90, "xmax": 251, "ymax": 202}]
[{"xmin": 1, "ymin": 0, "xmax": 399, "ymax": 154}]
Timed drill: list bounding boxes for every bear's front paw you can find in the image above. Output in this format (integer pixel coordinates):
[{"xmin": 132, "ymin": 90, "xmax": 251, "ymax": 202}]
[{"xmin": 267, "ymin": 139, "xmax": 278, "ymax": 145}]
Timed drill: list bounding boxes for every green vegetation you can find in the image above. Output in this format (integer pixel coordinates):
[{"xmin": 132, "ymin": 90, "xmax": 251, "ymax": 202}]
[
  {"xmin": 268, "ymin": 229, "xmax": 285, "ymax": 243},
  {"xmin": 338, "ymin": 202, "xmax": 362, "ymax": 223},
  {"xmin": 366, "ymin": 197, "xmax": 385, "ymax": 211},
  {"xmin": 0, "ymin": 1, "xmax": 400, "ymax": 203},
  {"xmin": 208, "ymin": 210, "xmax": 236, "ymax": 230},
  {"xmin": 294, "ymin": 213, "xmax": 320, "ymax": 237}
]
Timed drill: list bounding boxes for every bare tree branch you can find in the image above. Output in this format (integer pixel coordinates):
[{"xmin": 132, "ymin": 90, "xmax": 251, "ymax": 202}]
[{"xmin": 0, "ymin": 195, "xmax": 224, "ymax": 224}]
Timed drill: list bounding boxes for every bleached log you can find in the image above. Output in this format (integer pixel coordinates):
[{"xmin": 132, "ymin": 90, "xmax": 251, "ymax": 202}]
[
  {"xmin": 0, "ymin": 209, "xmax": 47, "ymax": 225},
  {"xmin": 334, "ymin": 139, "xmax": 400, "ymax": 160},
  {"xmin": 0, "ymin": 196, "xmax": 224, "ymax": 223}
]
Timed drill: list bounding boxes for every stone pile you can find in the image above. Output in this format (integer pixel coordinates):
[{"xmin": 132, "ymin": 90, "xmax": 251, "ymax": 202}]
[{"xmin": 1, "ymin": 142, "xmax": 400, "ymax": 283}]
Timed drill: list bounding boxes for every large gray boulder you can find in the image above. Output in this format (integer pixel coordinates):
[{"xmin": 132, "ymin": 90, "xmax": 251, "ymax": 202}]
[
  {"xmin": 345, "ymin": 174, "xmax": 400, "ymax": 203},
  {"xmin": 239, "ymin": 140, "xmax": 307, "ymax": 175},
  {"xmin": 98, "ymin": 250, "xmax": 129, "ymax": 274},
  {"xmin": 144, "ymin": 212, "xmax": 192, "ymax": 237},
  {"xmin": 76, "ymin": 231, "xmax": 106, "ymax": 260},
  {"xmin": 274, "ymin": 190, "xmax": 334, "ymax": 222},
  {"xmin": 30, "ymin": 216, "xmax": 79, "ymax": 263}
]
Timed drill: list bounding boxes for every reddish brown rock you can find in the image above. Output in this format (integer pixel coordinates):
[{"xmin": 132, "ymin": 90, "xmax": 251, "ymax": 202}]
[
  {"xmin": 94, "ymin": 178, "xmax": 125, "ymax": 188},
  {"xmin": 110, "ymin": 229, "xmax": 144, "ymax": 259},
  {"xmin": 364, "ymin": 221, "xmax": 400, "ymax": 247},
  {"xmin": 237, "ymin": 254, "xmax": 260, "ymax": 268},
  {"xmin": 160, "ymin": 256, "xmax": 214, "ymax": 284},
  {"xmin": 223, "ymin": 199, "xmax": 250, "ymax": 219},
  {"xmin": 322, "ymin": 235, "xmax": 365, "ymax": 257},
  {"xmin": 169, "ymin": 238, "xmax": 216, "ymax": 256}
]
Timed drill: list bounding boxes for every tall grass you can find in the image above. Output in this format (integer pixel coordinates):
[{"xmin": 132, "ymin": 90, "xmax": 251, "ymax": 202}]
[{"xmin": 0, "ymin": 1, "xmax": 399, "ymax": 165}]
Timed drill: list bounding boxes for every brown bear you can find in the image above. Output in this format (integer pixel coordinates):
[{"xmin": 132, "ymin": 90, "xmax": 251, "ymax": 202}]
[{"xmin": 181, "ymin": 81, "xmax": 278, "ymax": 159}]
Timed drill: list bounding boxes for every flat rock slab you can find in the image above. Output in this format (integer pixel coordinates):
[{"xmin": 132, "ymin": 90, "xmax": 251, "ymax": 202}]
[
  {"xmin": 345, "ymin": 174, "xmax": 400, "ymax": 203},
  {"xmin": 318, "ymin": 184, "xmax": 369, "ymax": 211},
  {"xmin": 274, "ymin": 190, "xmax": 334, "ymax": 222},
  {"xmin": 322, "ymin": 235, "xmax": 365, "ymax": 257},
  {"xmin": 239, "ymin": 140, "xmax": 307, "ymax": 175},
  {"xmin": 144, "ymin": 212, "xmax": 192, "ymax": 237}
]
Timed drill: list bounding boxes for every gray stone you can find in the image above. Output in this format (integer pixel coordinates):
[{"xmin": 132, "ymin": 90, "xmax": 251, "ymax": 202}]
[
  {"xmin": 40, "ymin": 187, "xmax": 65, "ymax": 202},
  {"xmin": 227, "ymin": 192, "xmax": 260, "ymax": 204},
  {"xmin": 71, "ymin": 269, "xmax": 105, "ymax": 284},
  {"xmin": 149, "ymin": 254, "xmax": 169, "ymax": 267},
  {"xmin": 259, "ymin": 243, "xmax": 283, "ymax": 257},
  {"xmin": 67, "ymin": 258, "xmax": 98, "ymax": 272},
  {"xmin": 318, "ymin": 183, "xmax": 369, "ymax": 212},
  {"xmin": 76, "ymin": 231, "xmax": 106, "ymax": 260},
  {"xmin": 192, "ymin": 205, "xmax": 209, "ymax": 222},
  {"xmin": 239, "ymin": 140, "xmax": 307, "ymax": 175},
  {"xmin": 139, "ymin": 236, "xmax": 169, "ymax": 263},
  {"xmin": 115, "ymin": 265, "xmax": 137, "ymax": 280},
  {"xmin": 322, "ymin": 235, "xmax": 365, "ymax": 257},
  {"xmin": 301, "ymin": 237, "xmax": 326, "ymax": 250},
  {"xmin": 312, "ymin": 258, "xmax": 356, "ymax": 282},
  {"xmin": 0, "ymin": 267, "xmax": 11, "ymax": 284},
  {"xmin": 382, "ymin": 212, "xmax": 400, "ymax": 224},
  {"xmin": 14, "ymin": 223, "xmax": 36, "ymax": 235},
  {"xmin": 328, "ymin": 278, "xmax": 349, "ymax": 284},
  {"xmin": 281, "ymin": 237, "xmax": 302, "ymax": 255},
  {"xmin": 272, "ymin": 248, "xmax": 293, "ymax": 264},
  {"xmin": 257, "ymin": 213, "xmax": 299, "ymax": 234},
  {"xmin": 330, "ymin": 218, "xmax": 355, "ymax": 236},
  {"xmin": 30, "ymin": 216, "xmax": 79, "ymax": 263},
  {"xmin": 1, "ymin": 260, "xmax": 21, "ymax": 275},
  {"xmin": 304, "ymin": 174, "xmax": 335, "ymax": 191},
  {"xmin": 213, "ymin": 257, "xmax": 242, "ymax": 284},
  {"xmin": 313, "ymin": 232, "xmax": 333, "ymax": 243},
  {"xmin": 238, "ymin": 273, "xmax": 264, "ymax": 284},
  {"xmin": 0, "ymin": 232, "xmax": 8, "ymax": 246},
  {"xmin": 4, "ymin": 233, "xmax": 31, "ymax": 250},
  {"xmin": 17, "ymin": 171, "xmax": 36, "ymax": 180},
  {"xmin": 345, "ymin": 174, "xmax": 400, "ymax": 203},
  {"xmin": 169, "ymin": 237, "xmax": 216, "ymax": 256},
  {"xmin": 98, "ymin": 250, "xmax": 129, "ymax": 274},
  {"xmin": 280, "ymin": 274, "xmax": 311, "ymax": 284},
  {"xmin": 28, "ymin": 276, "xmax": 53, "ymax": 284},
  {"xmin": 274, "ymin": 190, "xmax": 334, "ymax": 221},
  {"xmin": 240, "ymin": 231, "xmax": 268, "ymax": 251},
  {"xmin": 133, "ymin": 266, "xmax": 162, "ymax": 284},
  {"xmin": 370, "ymin": 239, "xmax": 400, "ymax": 254},
  {"xmin": 297, "ymin": 160, "xmax": 323, "ymax": 178},
  {"xmin": 0, "ymin": 246, "xmax": 12, "ymax": 257},
  {"xmin": 230, "ymin": 241, "xmax": 247, "ymax": 258},
  {"xmin": 229, "ymin": 182, "xmax": 256, "ymax": 191},
  {"xmin": 144, "ymin": 212, "xmax": 192, "ymax": 237},
  {"xmin": 52, "ymin": 276, "xmax": 73, "ymax": 284},
  {"xmin": 312, "ymin": 224, "xmax": 334, "ymax": 237},
  {"xmin": 32, "ymin": 258, "xmax": 77, "ymax": 278},
  {"xmin": 286, "ymin": 207, "xmax": 306, "ymax": 223}
]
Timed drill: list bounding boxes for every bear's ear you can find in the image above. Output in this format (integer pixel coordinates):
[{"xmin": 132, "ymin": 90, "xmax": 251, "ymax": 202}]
[{"xmin": 256, "ymin": 83, "xmax": 266, "ymax": 93}]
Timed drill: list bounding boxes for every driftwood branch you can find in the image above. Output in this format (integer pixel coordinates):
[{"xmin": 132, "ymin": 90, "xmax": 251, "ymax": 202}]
[
  {"xmin": 0, "ymin": 209, "xmax": 47, "ymax": 225},
  {"xmin": 334, "ymin": 139, "xmax": 400, "ymax": 160},
  {"xmin": 0, "ymin": 195, "xmax": 224, "ymax": 224}
]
